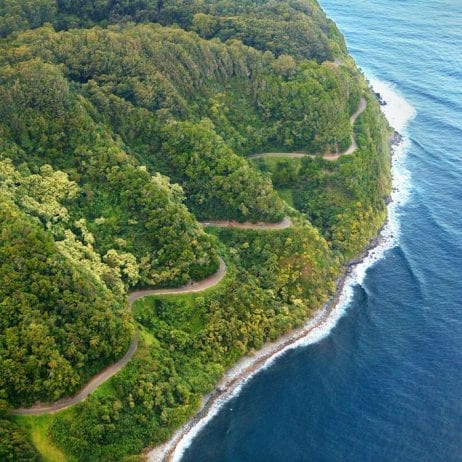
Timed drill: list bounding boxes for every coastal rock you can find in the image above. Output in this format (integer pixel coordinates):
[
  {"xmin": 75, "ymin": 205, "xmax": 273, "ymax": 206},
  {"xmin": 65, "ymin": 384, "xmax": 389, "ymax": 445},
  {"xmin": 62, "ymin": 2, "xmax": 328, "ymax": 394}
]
[
  {"xmin": 391, "ymin": 130, "xmax": 404, "ymax": 146},
  {"xmin": 374, "ymin": 91, "xmax": 387, "ymax": 106}
]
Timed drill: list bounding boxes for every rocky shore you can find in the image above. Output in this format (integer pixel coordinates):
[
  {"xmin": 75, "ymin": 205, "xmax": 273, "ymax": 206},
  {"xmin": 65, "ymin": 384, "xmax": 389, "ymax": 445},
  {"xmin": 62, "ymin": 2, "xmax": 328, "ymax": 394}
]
[
  {"xmin": 146, "ymin": 229, "xmax": 386, "ymax": 462},
  {"xmin": 146, "ymin": 94, "xmax": 404, "ymax": 462}
]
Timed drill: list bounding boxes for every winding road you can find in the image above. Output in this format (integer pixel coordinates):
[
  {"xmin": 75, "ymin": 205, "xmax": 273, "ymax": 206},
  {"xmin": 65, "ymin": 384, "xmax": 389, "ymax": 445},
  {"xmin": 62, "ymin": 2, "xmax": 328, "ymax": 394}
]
[
  {"xmin": 128, "ymin": 257, "xmax": 227, "ymax": 302},
  {"xmin": 12, "ymin": 258, "xmax": 227, "ymax": 416},
  {"xmin": 200, "ymin": 216, "xmax": 292, "ymax": 230},
  {"xmin": 12, "ymin": 336, "xmax": 140, "ymax": 416},
  {"xmin": 12, "ymin": 212, "xmax": 293, "ymax": 417},
  {"xmin": 249, "ymin": 97, "xmax": 367, "ymax": 162},
  {"xmin": 12, "ymin": 98, "xmax": 357, "ymax": 416}
]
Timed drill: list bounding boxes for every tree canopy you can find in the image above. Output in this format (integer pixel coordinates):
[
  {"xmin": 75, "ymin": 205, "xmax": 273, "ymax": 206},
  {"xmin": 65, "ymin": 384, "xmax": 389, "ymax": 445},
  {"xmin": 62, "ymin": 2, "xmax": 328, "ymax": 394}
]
[{"xmin": 0, "ymin": 0, "xmax": 391, "ymax": 459}]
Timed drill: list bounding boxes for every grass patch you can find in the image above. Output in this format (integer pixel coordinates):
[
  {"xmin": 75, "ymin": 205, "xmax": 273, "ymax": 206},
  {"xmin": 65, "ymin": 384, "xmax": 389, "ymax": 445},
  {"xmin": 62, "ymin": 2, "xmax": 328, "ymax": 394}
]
[
  {"xmin": 138, "ymin": 326, "xmax": 159, "ymax": 347},
  {"xmin": 132, "ymin": 255, "xmax": 233, "ymax": 336},
  {"xmin": 277, "ymin": 188, "xmax": 295, "ymax": 207},
  {"xmin": 91, "ymin": 377, "xmax": 117, "ymax": 400},
  {"xmin": 249, "ymin": 155, "xmax": 303, "ymax": 173},
  {"xmin": 15, "ymin": 414, "xmax": 74, "ymax": 462},
  {"xmin": 250, "ymin": 157, "xmax": 301, "ymax": 208}
]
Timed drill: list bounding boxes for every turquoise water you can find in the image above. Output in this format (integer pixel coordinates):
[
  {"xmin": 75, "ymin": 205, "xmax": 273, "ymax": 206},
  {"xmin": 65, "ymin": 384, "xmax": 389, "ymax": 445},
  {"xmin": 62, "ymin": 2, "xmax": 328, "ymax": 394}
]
[{"xmin": 180, "ymin": 1, "xmax": 462, "ymax": 460}]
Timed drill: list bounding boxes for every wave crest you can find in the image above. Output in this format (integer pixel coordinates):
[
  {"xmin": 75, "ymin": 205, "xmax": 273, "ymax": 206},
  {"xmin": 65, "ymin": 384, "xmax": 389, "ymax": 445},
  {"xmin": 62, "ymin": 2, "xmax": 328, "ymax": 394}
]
[{"xmin": 147, "ymin": 78, "xmax": 416, "ymax": 462}]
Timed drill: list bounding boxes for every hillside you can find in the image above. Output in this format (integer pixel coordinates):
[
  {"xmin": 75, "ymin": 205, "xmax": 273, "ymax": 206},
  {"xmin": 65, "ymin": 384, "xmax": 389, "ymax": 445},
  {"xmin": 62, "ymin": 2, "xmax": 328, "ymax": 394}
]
[
  {"xmin": 0, "ymin": 0, "xmax": 346, "ymax": 60},
  {"xmin": 0, "ymin": 0, "xmax": 391, "ymax": 460}
]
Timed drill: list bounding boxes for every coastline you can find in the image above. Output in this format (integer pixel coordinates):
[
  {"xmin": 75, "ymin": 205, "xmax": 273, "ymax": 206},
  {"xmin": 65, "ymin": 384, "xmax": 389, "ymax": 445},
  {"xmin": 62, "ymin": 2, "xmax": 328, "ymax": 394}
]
[
  {"xmin": 148, "ymin": 242, "xmax": 383, "ymax": 461},
  {"xmin": 147, "ymin": 78, "xmax": 415, "ymax": 462},
  {"xmin": 146, "ymin": 214, "xmax": 392, "ymax": 462}
]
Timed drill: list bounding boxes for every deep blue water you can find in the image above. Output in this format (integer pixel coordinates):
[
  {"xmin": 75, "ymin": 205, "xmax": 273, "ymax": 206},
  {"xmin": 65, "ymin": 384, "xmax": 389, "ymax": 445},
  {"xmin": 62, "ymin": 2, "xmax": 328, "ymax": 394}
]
[{"xmin": 181, "ymin": 1, "xmax": 462, "ymax": 460}]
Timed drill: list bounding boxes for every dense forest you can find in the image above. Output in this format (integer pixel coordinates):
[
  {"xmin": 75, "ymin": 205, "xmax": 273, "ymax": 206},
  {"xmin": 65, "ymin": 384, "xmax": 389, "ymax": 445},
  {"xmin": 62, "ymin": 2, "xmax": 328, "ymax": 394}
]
[
  {"xmin": 0, "ymin": 0, "xmax": 346, "ymax": 61},
  {"xmin": 0, "ymin": 0, "xmax": 391, "ymax": 460},
  {"xmin": 252, "ymin": 96, "xmax": 391, "ymax": 258}
]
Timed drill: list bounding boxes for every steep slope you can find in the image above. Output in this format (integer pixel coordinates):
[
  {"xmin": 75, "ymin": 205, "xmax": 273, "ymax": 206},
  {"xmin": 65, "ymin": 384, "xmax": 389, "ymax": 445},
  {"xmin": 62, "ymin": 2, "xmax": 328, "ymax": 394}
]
[
  {"xmin": 0, "ymin": 0, "xmax": 392, "ymax": 460},
  {"xmin": 0, "ymin": 58, "xmax": 220, "ymax": 287},
  {"xmin": 13, "ymin": 23, "xmax": 358, "ymax": 156},
  {"xmin": 0, "ymin": 199, "xmax": 132, "ymax": 407},
  {"xmin": 0, "ymin": 0, "xmax": 347, "ymax": 62}
]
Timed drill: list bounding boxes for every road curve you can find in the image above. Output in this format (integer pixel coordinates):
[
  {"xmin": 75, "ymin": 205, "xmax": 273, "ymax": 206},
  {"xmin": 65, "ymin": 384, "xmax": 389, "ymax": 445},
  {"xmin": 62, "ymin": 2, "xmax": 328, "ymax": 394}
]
[
  {"xmin": 325, "ymin": 96, "xmax": 367, "ymax": 160},
  {"xmin": 200, "ymin": 216, "xmax": 292, "ymax": 230},
  {"xmin": 249, "ymin": 97, "xmax": 367, "ymax": 162},
  {"xmin": 128, "ymin": 257, "xmax": 227, "ymax": 302},
  {"xmin": 12, "ymin": 99, "xmax": 363, "ymax": 415},
  {"xmin": 12, "ymin": 258, "xmax": 227, "ymax": 416},
  {"xmin": 11, "ymin": 211, "xmax": 293, "ymax": 417},
  {"xmin": 12, "ymin": 336, "xmax": 140, "ymax": 416}
]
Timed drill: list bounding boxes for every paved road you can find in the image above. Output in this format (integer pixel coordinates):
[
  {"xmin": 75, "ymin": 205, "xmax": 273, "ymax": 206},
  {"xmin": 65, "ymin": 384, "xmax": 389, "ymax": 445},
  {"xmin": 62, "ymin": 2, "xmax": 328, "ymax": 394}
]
[
  {"xmin": 200, "ymin": 216, "xmax": 292, "ymax": 230},
  {"xmin": 249, "ymin": 97, "xmax": 367, "ymax": 162},
  {"xmin": 12, "ymin": 258, "xmax": 227, "ymax": 416}
]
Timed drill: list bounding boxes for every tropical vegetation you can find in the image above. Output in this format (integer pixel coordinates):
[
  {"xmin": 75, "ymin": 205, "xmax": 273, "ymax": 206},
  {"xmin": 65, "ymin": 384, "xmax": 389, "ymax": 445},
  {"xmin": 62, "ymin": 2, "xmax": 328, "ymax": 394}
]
[{"xmin": 0, "ymin": 0, "xmax": 391, "ymax": 459}]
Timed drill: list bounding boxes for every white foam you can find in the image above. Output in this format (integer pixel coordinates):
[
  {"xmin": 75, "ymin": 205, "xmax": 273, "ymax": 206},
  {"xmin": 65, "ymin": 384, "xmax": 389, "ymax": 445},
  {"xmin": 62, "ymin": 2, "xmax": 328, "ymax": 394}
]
[
  {"xmin": 147, "ymin": 78, "xmax": 416, "ymax": 462},
  {"xmin": 344, "ymin": 78, "xmax": 416, "ymax": 290},
  {"xmin": 370, "ymin": 78, "xmax": 416, "ymax": 133}
]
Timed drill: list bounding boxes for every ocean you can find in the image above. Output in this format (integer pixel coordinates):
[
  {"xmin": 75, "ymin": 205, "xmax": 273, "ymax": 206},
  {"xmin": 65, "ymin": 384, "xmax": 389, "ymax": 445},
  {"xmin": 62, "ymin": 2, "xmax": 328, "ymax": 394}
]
[{"xmin": 178, "ymin": 1, "xmax": 462, "ymax": 460}]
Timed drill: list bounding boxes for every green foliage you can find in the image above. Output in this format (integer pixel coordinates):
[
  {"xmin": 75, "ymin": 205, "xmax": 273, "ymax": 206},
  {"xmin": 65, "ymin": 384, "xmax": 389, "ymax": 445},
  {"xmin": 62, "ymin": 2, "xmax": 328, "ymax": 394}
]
[
  {"xmin": 0, "ymin": 23, "xmax": 361, "ymax": 281},
  {"xmin": 0, "ymin": 199, "xmax": 133, "ymax": 406},
  {"xmin": 3, "ymin": 23, "xmax": 359, "ymax": 157},
  {"xmin": 160, "ymin": 119, "xmax": 285, "ymax": 221},
  {"xmin": 49, "ymin": 221, "xmax": 340, "ymax": 460},
  {"xmin": 0, "ymin": 1, "xmax": 392, "ymax": 459},
  {"xmin": 11, "ymin": 414, "xmax": 72, "ymax": 462},
  {"xmin": 0, "ymin": 57, "xmax": 220, "ymax": 287},
  {"xmin": 0, "ymin": 0, "xmax": 56, "ymax": 37},
  {"xmin": 100, "ymin": 164, "xmax": 220, "ymax": 286},
  {"xmin": 254, "ymin": 96, "xmax": 391, "ymax": 258},
  {"xmin": 0, "ymin": 0, "xmax": 347, "ymax": 62},
  {"xmin": 0, "ymin": 418, "xmax": 40, "ymax": 461}
]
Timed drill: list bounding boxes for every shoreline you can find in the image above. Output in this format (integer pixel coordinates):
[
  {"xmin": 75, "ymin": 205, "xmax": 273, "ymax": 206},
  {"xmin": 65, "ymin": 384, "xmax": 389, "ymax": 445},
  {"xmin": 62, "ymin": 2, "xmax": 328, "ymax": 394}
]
[
  {"xmin": 146, "ymin": 107, "xmax": 408, "ymax": 461},
  {"xmin": 148, "ymin": 73, "xmax": 417, "ymax": 461},
  {"xmin": 146, "ymin": 224, "xmax": 389, "ymax": 462}
]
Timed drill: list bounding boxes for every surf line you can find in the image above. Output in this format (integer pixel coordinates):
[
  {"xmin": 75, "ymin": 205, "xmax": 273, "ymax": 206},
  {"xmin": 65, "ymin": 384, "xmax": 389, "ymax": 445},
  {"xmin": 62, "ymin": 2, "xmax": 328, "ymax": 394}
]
[
  {"xmin": 146, "ymin": 235, "xmax": 383, "ymax": 462},
  {"xmin": 147, "ymin": 81, "xmax": 415, "ymax": 462}
]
